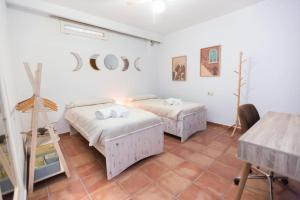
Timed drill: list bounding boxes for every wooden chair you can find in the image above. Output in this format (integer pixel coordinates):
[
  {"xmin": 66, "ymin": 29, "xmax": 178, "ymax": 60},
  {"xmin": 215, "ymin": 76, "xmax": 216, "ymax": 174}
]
[
  {"xmin": 234, "ymin": 104, "xmax": 288, "ymax": 200},
  {"xmin": 238, "ymin": 104, "xmax": 260, "ymax": 133}
]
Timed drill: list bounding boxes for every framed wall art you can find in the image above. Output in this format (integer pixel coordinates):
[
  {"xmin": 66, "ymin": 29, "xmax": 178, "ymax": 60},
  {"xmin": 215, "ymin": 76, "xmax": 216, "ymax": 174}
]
[
  {"xmin": 200, "ymin": 45, "xmax": 221, "ymax": 77},
  {"xmin": 172, "ymin": 56, "xmax": 186, "ymax": 81}
]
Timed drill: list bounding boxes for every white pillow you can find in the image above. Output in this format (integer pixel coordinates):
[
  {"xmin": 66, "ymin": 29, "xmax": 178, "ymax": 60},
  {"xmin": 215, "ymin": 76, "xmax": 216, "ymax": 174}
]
[
  {"xmin": 67, "ymin": 97, "xmax": 115, "ymax": 109},
  {"xmin": 128, "ymin": 94, "xmax": 158, "ymax": 102}
]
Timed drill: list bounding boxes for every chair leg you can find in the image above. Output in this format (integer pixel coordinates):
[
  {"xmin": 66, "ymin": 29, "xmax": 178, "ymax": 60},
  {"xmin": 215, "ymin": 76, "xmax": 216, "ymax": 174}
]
[
  {"xmin": 235, "ymin": 163, "xmax": 251, "ymax": 200},
  {"xmin": 248, "ymin": 175, "xmax": 267, "ymax": 180},
  {"xmin": 273, "ymin": 176, "xmax": 289, "ymax": 185},
  {"xmin": 274, "ymin": 176, "xmax": 288, "ymax": 179},
  {"xmin": 234, "ymin": 175, "xmax": 267, "ymax": 185},
  {"xmin": 267, "ymin": 174, "xmax": 274, "ymax": 200},
  {"xmin": 233, "ymin": 169, "xmax": 288, "ymax": 200},
  {"xmin": 252, "ymin": 167, "xmax": 270, "ymax": 176}
]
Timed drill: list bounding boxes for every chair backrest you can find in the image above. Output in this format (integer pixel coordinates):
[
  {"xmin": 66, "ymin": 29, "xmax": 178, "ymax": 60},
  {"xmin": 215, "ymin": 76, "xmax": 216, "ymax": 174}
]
[{"xmin": 238, "ymin": 104, "xmax": 260, "ymax": 133}]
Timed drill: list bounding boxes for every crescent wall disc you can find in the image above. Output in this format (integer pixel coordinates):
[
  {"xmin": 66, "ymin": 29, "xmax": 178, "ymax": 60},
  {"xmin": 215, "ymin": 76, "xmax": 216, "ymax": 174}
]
[
  {"xmin": 121, "ymin": 56, "xmax": 129, "ymax": 71},
  {"xmin": 134, "ymin": 57, "xmax": 142, "ymax": 71},
  {"xmin": 89, "ymin": 54, "xmax": 100, "ymax": 71},
  {"xmin": 70, "ymin": 52, "xmax": 83, "ymax": 72}
]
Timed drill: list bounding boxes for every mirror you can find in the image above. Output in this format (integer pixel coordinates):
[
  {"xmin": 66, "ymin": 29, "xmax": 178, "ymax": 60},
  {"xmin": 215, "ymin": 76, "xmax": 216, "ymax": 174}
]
[
  {"xmin": 0, "ymin": 85, "xmax": 17, "ymax": 200},
  {"xmin": 104, "ymin": 54, "xmax": 119, "ymax": 70}
]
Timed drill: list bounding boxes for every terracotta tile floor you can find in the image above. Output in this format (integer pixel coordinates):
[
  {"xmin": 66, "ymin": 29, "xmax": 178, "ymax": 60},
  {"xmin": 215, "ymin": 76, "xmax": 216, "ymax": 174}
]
[{"xmin": 28, "ymin": 124, "xmax": 300, "ymax": 200}]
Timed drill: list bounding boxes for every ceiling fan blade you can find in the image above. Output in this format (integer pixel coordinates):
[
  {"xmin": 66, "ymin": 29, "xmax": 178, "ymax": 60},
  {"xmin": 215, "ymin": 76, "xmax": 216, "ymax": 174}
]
[{"xmin": 126, "ymin": 0, "xmax": 151, "ymax": 5}]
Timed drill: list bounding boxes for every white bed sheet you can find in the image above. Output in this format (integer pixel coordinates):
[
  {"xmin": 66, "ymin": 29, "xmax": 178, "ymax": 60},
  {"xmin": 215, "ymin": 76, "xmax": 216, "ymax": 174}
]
[
  {"xmin": 65, "ymin": 103, "xmax": 162, "ymax": 146},
  {"xmin": 130, "ymin": 98, "xmax": 206, "ymax": 120}
]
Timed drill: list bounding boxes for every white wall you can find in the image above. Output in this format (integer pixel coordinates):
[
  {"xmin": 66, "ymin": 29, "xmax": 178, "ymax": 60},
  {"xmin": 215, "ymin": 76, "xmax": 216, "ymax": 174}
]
[
  {"xmin": 7, "ymin": 0, "xmax": 300, "ymax": 129},
  {"xmin": 7, "ymin": 0, "xmax": 163, "ymax": 42},
  {"xmin": 3, "ymin": 0, "xmax": 298, "ymax": 197},
  {"xmin": 156, "ymin": 0, "xmax": 300, "ymax": 125},
  {"xmin": 8, "ymin": 8, "xmax": 159, "ymax": 133},
  {"xmin": 0, "ymin": 0, "xmax": 26, "ymax": 199}
]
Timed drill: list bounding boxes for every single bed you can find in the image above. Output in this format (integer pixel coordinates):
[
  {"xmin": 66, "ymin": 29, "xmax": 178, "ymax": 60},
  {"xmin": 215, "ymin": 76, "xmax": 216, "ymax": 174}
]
[
  {"xmin": 64, "ymin": 98, "xmax": 163, "ymax": 180},
  {"xmin": 128, "ymin": 95, "xmax": 207, "ymax": 142}
]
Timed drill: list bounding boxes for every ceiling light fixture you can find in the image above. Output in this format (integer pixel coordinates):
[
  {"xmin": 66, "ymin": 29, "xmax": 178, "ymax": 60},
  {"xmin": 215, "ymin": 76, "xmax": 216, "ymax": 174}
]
[
  {"xmin": 126, "ymin": 0, "xmax": 166, "ymax": 24},
  {"xmin": 152, "ymin": 0, "xmax": 166, "ymax": 14}
]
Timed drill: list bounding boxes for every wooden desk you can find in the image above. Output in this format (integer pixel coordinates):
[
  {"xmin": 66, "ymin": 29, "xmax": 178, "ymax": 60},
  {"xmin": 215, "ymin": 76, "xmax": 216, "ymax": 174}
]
[{"xmin": 235, "ymin": 112, "xmax": 300, "ymax": 199}]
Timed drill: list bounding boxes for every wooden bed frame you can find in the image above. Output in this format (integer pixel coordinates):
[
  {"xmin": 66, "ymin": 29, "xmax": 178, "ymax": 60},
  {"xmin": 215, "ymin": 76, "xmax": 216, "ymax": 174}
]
[
  {"xmin": 129, "ymin": 97, "xmax": 207, "ymax": 142},
  {"xmin": 162, "ymin": 110, "xmax": 207, "ymax": 142},
  {"xmin": 68, "ymin": 121, "xmax": 164, "ymax": 179}
]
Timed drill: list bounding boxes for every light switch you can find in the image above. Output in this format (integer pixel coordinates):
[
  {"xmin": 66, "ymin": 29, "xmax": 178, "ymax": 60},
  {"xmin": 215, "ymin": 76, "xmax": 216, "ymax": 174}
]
[{"xmin": 208, "ymin": 92, "xmax": 214, "ymax": 96}]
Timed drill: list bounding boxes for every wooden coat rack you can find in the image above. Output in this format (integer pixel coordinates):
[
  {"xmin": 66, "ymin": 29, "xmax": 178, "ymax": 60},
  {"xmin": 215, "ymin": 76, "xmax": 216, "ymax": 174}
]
[
  {"xmin": 231, "ymin": 52, "xmax": 247, "ymax": 137},
  {"xmin": 16, "ymin": 63, "xmax": 70, "ymax": 193}
]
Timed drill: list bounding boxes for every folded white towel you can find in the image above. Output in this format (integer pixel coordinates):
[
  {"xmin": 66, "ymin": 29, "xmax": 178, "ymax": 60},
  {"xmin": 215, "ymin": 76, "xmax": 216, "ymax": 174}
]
[
  {"xmin": 165, "ymin": 98, "xmax": 182, "ymax": 106},
  {"xmin": 111, "ymin": 105, "xmax": 130, "ymax": 118},
  {"xmin": 95, "ymin": 107, "xmax": 113, "ymax": 120}
]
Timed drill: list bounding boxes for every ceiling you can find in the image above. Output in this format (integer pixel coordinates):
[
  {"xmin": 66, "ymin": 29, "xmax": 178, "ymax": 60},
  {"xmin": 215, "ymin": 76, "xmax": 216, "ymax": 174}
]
[{"xmin": 45, "ymin": 0, "xmax": 263, "ymax": 34}]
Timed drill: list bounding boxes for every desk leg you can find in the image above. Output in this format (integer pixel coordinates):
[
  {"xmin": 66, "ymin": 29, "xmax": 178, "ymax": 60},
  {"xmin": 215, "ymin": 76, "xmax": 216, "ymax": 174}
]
[{"xmin": 235, "ymin": 162, "xmax": 251, "ymax": 200}]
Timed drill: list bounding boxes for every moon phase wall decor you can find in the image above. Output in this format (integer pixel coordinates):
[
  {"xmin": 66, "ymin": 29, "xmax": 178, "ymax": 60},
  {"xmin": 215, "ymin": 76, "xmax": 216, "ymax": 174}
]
[
  {"xmin": 104, "ymin": 54, "xmax": 119, "ymax": 70},
  {"xmin": 70, "ymin": 53, "xmax": 141, "ymax": 72},
  {"xmin": 89, "ymin": 54, "xmax": 100, "ymax": 70},
  {"xmin": 70, "ymin": 52, "xmax": 83, "ymax": 72},
  {"xmin": 121, "ymin": 56, "xmax": 129, "ymax": 71},
  {"xmin": 134, "ymin": 57, "xmax": 142, "ymax": 71}
]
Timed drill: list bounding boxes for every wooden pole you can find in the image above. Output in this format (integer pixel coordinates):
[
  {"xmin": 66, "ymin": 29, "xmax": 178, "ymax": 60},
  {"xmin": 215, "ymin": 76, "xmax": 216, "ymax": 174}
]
[
  {"xmin": 26, "ymin": 65, "xmax": 41, "ymax": 194},
  {"xmin": 235, "ymin": 162, "xmax": 251, "ymax": 200},
  {"xmin": 231, "ymin": 52, "xmax": 246, "ymax": 137}
]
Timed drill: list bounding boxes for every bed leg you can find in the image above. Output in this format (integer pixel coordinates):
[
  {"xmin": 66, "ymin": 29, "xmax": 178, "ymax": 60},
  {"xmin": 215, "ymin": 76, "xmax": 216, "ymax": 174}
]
[
  {"xmin": 69, "ymin": 125, "xmax": 78, "ymax": 136},
  {"xmin": 181, "ymin": 136, "xmax": 187, "ymax": 143}
]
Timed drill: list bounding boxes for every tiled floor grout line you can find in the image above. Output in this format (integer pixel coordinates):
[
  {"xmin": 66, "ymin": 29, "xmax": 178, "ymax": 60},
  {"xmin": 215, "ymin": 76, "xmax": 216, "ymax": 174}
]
[
  {"xmin": 174, "ymin": 180, "xmax": 195, "ymax": 199},
  {"xmin": 137, "ymin": 158, "xmax": 191, "ymax": 199},
  {"xmin": 121, "ymin": 163, "xmax": 160, "ymax": 197},
  {"xmin": 28, "ymin": 126, "xmax": 299, "ymax": 200},
  {"xmin": 46, "ymin": 186, "xmax": 51, "ymax": 200},
  {"xmin": 169, "ymin": 133, "xmax": 240, "ymax": 199},
  {"xmin": 78, "ymin": 177, "xmax": 92, "ymax": 200},
  {"xmin": 114, "ymin": 180, "xmax": 132, "ymax": 199}
]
